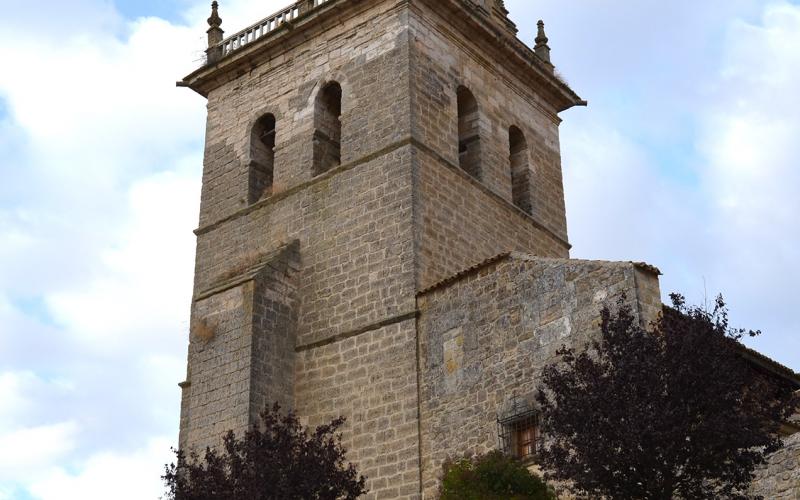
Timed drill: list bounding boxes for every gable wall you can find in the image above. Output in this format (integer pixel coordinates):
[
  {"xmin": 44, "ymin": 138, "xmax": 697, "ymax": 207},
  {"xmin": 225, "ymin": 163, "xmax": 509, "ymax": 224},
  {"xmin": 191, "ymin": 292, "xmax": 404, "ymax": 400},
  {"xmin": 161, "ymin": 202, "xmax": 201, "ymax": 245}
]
[{"xmin": 416, "ymin": 257, "xmax": 661, "ymax": 497}]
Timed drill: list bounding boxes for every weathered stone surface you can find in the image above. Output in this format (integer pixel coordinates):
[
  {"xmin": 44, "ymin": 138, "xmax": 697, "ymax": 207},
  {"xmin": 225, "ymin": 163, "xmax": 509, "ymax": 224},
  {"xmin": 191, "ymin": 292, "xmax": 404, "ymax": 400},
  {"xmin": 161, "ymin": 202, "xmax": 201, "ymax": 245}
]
[
  {"xmin": 295, "ymin": 319, "xmax": 421, "ymax": 499},
  {"xmin": 751, "ymin": 431, "xmax": 800, "ymax": 499},
  {"xmin": 180, "ymin": 242, "xmax": 300, "ymax": 453},
  {"xmin": 416, "ymin": 254, "xmax": 661, "ymax": 497}
]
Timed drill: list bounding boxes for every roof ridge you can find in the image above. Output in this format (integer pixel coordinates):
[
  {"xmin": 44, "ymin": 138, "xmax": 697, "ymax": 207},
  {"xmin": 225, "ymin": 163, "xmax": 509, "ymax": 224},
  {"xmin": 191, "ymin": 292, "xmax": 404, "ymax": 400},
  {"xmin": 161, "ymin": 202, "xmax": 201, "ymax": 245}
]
[{"xmin": 418, "ymin": 253, "xmax": 662, "ymax": 297}]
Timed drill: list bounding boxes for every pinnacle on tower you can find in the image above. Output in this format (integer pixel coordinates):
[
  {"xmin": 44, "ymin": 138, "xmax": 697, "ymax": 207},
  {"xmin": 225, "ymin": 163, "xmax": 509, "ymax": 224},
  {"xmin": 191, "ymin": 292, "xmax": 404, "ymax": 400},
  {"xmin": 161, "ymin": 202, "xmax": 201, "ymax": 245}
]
[
  {"xmin": 534, "ymin": 19, "xmax": 553, "ymax": 70},
  {"xmin": 206, "ymin": 1, "xmax": 224, "ymax": 64}
]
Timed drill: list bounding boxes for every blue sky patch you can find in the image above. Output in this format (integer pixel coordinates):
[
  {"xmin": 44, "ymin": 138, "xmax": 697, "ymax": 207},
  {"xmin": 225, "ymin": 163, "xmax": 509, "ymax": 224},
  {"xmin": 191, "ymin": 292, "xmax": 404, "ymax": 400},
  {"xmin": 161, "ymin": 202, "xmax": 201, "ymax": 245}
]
[
  {"xmin": 7, "ymin": 487, "xmax": 37, "ymax": 500},
  {"xmin": 13, "ymin": 296, "xmax": 59, "ymax": 328},
  {"xmin": 114, "ymin": 0, "xmax": 185, "ymax": 24},
  {"xmin": 0, "ymin": 95, "xmax": 9, "ymax": 121},
  {"xmin": 639, "ymin": 118, "xmax": 703, "ymax": 186}
]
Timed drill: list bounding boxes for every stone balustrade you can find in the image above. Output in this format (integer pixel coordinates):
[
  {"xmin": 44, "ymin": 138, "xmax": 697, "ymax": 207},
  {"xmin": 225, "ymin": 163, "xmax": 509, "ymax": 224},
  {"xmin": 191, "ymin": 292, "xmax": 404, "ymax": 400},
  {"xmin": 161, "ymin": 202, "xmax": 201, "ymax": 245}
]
[{"xmin": 219, "ymin": 0, "xmax": 331, "ymax": 59}]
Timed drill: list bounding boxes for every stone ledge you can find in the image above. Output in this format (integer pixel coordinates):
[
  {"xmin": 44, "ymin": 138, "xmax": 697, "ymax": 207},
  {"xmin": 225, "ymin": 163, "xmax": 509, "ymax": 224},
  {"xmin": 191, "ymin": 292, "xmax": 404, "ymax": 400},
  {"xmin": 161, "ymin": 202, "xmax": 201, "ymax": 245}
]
[
  {"xmin": 295, "ymin": 310, "xmax": 417, "ymax": 352},
  {"xmin": 194, "ymin": 138, "xmax": 416, "ymax": 236},
  {"xmin": 194, "ymin": 135, "xmax": 572, "ymax": 253}
]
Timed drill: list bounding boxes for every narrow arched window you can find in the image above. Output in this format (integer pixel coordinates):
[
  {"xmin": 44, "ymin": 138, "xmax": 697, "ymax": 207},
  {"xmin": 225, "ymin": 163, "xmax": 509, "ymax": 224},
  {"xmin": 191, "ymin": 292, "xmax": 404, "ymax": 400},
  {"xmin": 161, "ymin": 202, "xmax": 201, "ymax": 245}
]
[
  {"xmin": 457, "ymin": 86, "xmax": 482, "ymax": 179},
  {"xmin": 249, "ymin": 113, "xmax": 276, "ymax": 204},
  {"xmin": 313, "ymin": 81, "xmax": 342, "ymax": 176},
  {"xmin": 509, "ymin": 126, "xmax": 531, "ymax": 214}
]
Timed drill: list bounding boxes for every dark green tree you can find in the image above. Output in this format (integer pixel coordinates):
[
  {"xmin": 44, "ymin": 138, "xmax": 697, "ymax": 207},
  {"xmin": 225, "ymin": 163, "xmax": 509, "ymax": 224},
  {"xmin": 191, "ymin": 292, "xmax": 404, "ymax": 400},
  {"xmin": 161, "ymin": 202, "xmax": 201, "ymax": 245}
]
[
  {"xmin": 537, "ymin": 295, "xmax": 799, "ymax": 499},
  {"xmin": 439, "ymin": 450, "xmax": 555, "ymax": 500},
  {"xmin": 163, "ymin": 404, "xmax": 367, "ymax": 500}
]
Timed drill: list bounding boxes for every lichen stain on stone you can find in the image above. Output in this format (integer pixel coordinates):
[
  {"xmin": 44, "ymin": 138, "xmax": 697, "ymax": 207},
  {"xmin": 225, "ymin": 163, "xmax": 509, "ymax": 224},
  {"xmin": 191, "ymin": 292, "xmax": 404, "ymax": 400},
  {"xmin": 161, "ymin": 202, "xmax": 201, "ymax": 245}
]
[{"xmin": 443, "ymin": 330, "xmax": 464, "ymax": 376}]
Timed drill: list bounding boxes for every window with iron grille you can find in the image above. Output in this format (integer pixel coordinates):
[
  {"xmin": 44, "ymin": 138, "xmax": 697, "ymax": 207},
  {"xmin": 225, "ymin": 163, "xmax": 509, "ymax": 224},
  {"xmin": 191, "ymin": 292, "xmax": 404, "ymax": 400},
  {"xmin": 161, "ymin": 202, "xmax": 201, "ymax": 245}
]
[{"xmin": 497, "ymin": 407, "xmax": 540, "ymax": 461}]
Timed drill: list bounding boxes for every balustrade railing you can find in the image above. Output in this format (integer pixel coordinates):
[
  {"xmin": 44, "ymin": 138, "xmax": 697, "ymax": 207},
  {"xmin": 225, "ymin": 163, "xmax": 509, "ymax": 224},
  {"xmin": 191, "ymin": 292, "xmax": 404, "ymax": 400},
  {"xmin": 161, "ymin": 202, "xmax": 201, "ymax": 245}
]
[{"xmin": 220, "ymin": 0, "xmax": 331, "ymax": 58}]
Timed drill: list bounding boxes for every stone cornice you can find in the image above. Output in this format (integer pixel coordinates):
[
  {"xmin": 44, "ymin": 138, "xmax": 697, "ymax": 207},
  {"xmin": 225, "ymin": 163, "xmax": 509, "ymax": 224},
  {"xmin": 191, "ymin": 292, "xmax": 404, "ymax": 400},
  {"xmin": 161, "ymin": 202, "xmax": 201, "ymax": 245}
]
[
  {"xmin": 413, "ymin": 0, "xmax": 584, "ymax": 113},
  {"xmin": 179, "ymin": 0, "xmax": 397, "ymax": 97},
  {"xmin": 179, "ymin": 0, "xmax": 586, "ymax": 113}
]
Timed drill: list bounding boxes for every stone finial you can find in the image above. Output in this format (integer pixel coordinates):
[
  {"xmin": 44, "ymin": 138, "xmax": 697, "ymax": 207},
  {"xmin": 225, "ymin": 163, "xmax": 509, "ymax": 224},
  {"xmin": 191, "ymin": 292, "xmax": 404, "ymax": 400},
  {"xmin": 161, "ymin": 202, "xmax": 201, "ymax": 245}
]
[
  {"xmin": 206, "ymin": 1, "xmax": 224, "ymax": 64},
  {"xmin": 534, "ymin": 20, "xmax": 553, "ymax": 69},
  {"xmin": 208, "ymin": 1, "xmax": 222, "ymax": 30}
]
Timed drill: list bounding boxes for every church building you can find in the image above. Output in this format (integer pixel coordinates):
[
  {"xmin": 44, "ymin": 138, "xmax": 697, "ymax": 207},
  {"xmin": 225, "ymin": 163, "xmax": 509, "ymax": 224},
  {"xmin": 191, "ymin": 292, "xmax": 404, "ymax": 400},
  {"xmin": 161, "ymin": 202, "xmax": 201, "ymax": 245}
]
[{"xmin": 176, "ymin": 1, "xmax": 800, "ymax": 497}]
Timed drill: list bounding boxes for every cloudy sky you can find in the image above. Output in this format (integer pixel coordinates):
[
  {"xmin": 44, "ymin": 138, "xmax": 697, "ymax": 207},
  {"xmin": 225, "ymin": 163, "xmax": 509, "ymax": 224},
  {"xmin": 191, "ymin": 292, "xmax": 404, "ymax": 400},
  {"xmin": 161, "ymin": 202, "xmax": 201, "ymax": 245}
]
[{"xmin": 0, "ymin": 0, "xmax": 798, "ymax": 498}]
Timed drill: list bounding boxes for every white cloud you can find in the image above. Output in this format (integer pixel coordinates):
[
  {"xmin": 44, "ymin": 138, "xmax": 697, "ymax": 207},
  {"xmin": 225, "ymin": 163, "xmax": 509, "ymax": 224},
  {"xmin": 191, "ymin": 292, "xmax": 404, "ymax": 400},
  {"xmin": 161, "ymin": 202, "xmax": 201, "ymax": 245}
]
[
  {"xmin": 0, "ymin": 421, "xmax": 78, "ymax": 484},
  {"xmin": 0, "ymin": 372, "xmax": 75, "ymax": 430},
  {"xmin": 46, "ymin": 167, "xmax": 200, "ymax": 355},
  {"xmin": 0, "ymin": 372, "xmax": 33, "ymax": 423},
  {"xmin": 0, "ymin": 19, "xmax": 204, "ymax": 171},
  {"xmin": 28, "ymin": 437, "xmax": 175, "ymax": 500},
  {"xmin": 563, "ymin": 120, "xmax": 699, "ymax": 263},
  {"xmin": 0, "ymin": 15, "xmax": 206, "ymax": 300},
  {"xmin": 5, "ymin": 0, "xmax": 123, "ymax": 40},
  {"xmin": 696, "ymin": 0, "xmax": 800, "ymax": 361},
  {"xmin": 557, "ymin": 0, "xmax": 800, "ymax": 368},
  {"xmin": 0, "ymin": 1, "xmax": 209, "ymax": 497},
  {"xmin": 0, "ymin": 0, "xmax": 299, "ymax": 495},
  {"xmin": 0, "ymin": 166, "xmax": 194, "ymax": 495}
]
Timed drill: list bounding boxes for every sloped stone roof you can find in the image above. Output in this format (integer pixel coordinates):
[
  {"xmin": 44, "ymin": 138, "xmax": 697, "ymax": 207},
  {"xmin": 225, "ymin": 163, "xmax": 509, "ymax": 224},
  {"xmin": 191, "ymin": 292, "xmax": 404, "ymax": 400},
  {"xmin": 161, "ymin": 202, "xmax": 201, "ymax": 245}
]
[
  {"xmin": 195, "ymin": 240, "xmax": 300, "ymax": 301},
  {"xmin": 417, "ymin": 253, "xmax": 797, "ymax": 387},
  {"xmin": 418, "ymin": 252, "xmax": 661, "ymax": 296}
]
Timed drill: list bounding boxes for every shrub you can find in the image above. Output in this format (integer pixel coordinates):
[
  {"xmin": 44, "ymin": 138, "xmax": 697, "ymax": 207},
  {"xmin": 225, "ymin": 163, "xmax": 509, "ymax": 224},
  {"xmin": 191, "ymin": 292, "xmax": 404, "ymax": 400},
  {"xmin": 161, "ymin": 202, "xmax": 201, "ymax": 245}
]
[{"xmin": 440, "ymin": 450, "xmax": 555, "ymax": 500}]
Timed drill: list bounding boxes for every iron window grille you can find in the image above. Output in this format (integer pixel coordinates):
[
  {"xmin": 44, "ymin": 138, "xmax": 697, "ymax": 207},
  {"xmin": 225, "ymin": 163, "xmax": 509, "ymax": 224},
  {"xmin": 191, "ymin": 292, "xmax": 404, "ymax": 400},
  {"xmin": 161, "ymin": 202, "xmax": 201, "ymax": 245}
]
[{"xmin": 497, "ymin": 402, "xmax": 540, "ymax": 461}]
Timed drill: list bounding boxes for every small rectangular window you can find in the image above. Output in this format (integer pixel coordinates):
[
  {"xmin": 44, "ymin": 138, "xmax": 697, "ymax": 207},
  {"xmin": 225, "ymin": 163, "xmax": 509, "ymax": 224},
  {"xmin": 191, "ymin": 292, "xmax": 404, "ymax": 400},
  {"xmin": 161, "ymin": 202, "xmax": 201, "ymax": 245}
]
[
  {"xmin": 498, "ymin": 408, "xmax": 539, "ymax": 461},
  {"xmin": 516, "ymin": 420, "xmax": 538, "ymax": 459}
]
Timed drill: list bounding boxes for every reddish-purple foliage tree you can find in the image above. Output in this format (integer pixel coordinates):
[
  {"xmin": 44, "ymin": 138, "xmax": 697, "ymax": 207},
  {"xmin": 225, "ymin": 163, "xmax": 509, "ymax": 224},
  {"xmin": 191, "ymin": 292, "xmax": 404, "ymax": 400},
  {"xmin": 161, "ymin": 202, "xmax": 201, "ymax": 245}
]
[
  {"xmin": 163, "ymin": 404, "xmax": 367, "ymax": 500},
  {"xmin": 537, "ymin": 295, "xmax": 798, "ymax": 500}
]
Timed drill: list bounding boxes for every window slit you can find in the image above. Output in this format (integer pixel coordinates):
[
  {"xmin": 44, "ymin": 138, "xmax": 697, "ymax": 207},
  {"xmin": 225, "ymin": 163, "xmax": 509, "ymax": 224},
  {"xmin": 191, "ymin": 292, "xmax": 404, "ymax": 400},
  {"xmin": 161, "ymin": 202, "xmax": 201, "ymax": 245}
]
[
  {"xmin": 313, "ymin": 81, "xmax": 342, "ymax": 176},
  {"xmin": 457, "ymin": 86, "xmax": 482, "ymax": 179},
  {"xmin": 249, "ymin": 113, "xmax": 276, "ymax": 204},
  {"xmin": 509, "ymin": 126, "xmax": 532, "ymax": 215}
]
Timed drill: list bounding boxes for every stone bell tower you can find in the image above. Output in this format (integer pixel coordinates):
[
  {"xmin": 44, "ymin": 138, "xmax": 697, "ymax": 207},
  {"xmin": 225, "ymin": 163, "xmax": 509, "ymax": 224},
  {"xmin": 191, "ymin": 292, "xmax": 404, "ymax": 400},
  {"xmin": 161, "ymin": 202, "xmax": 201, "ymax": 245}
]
[{"xmin": 177, "ymin": 0, "xmax": 585, "ymax": 497}]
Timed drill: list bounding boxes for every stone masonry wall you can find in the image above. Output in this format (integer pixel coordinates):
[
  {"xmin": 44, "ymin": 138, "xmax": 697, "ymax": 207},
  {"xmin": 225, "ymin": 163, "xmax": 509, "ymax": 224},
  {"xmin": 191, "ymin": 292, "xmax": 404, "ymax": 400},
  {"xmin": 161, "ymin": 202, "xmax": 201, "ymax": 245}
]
[
  {"xmin": 180, "ymin": 244, "xmax": 300, "ymax": 453},
  {"xmin": 408, "ymin": 2, "xmax": 569, "ymax": 243},
  {"xmin": 633, "ymin": 266, "xmax": 663, "ymax": 329},
  {"xmin": 176, "ymin": 2, "xmax": 800, "ymax": 499},
  {"xmin": 192, "ymin": 0, "xmax": 415, "ymax": 351},
  {"xmin": 194, "ymin": 151, "xmax": 416, "ymax": 350},
  {"xmin": 179, "ymin": 1, "xmax": 800, "ymax": 498},
  {"xmin": 751, "ymin": 430, "xmax": 800, "ymax": 499},
  {"xmin": 249, "ymin": 253, "xmax": 300, "ymax": 423},
  {"xmin": 414, "ymin": 150, "xmax": 570, "ymax": 291},
  {"xmin": 181, "ymin": 284, "xmax": 253, "ymax": 452},
  {"xmin": 184, "ymin": 1, "xmax": 423, "ymax": 495},
  {"xmin": 185, "ymin": 1, "xmax": 582, "ymax": 495},
  {"xmin": 196, "ymin": 0, "xmax": 411, "ymax": 227},
  {"xmin": 407, "ymin": 2, "xmax": 572, "ymax": 291},
  {"xmin": 295, "ymin": 319, "xmax": 421, "ymax": 499},
  {"xmin": 416, "ymin": 255, "xmax": 662, "ymax": 498}
]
